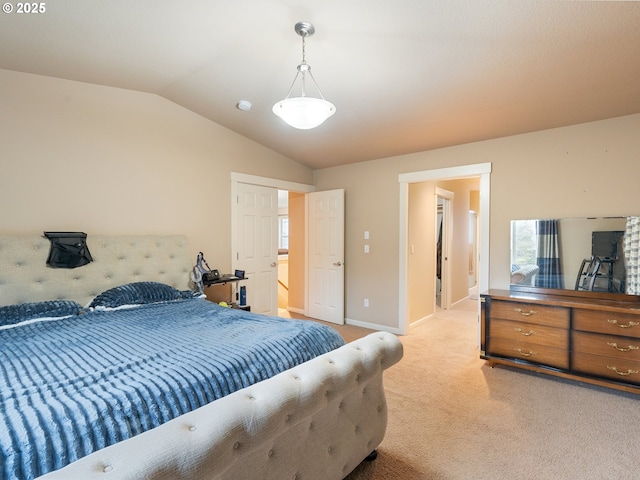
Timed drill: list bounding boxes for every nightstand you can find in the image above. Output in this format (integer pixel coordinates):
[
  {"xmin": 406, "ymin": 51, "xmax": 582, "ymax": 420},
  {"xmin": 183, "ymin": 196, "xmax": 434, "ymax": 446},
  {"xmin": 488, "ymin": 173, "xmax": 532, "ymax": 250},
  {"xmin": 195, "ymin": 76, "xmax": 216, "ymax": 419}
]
[{"xmin": 203, "ymin": 274, "xmax": 247, "ymax": 308}]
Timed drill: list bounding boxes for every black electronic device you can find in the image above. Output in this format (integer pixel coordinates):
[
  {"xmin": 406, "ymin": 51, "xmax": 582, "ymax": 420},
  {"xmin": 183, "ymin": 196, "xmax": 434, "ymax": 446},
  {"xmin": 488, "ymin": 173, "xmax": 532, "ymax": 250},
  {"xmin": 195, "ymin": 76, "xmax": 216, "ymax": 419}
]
[{"xmin": 202, "ymin": 269, "xmax": 220, "ymax": 283}]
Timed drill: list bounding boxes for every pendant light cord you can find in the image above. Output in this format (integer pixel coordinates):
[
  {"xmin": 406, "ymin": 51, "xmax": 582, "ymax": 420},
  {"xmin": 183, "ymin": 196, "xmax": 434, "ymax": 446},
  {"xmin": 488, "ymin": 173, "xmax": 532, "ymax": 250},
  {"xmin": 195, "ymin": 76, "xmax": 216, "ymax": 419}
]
[
  {"xmin": 279, "ymin": 22, "xmax": 330, "ymax": 103},
  {"xmin": 301, "ymin": 35, "xmax": 307, "ymax": 64}
]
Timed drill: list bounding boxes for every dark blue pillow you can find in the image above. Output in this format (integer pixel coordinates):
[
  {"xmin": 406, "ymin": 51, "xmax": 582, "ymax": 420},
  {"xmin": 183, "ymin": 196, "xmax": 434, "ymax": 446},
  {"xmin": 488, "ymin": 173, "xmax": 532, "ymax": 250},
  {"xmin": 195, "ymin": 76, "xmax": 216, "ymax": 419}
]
[
  {"xmin": 89, "ymin": 282, "xmax": 199, "ymax": 310},
  {"xmin": 0, "ymin": 300, "xmax": 82, "ymax": 326}
]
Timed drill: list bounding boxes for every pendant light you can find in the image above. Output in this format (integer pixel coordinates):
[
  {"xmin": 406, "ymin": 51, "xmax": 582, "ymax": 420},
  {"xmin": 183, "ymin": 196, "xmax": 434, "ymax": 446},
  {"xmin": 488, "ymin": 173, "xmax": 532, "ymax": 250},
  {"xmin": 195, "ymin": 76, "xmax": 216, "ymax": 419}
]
[{"xmin": 272, "ymin": 22, "xmax": 336, "ymax": 129}]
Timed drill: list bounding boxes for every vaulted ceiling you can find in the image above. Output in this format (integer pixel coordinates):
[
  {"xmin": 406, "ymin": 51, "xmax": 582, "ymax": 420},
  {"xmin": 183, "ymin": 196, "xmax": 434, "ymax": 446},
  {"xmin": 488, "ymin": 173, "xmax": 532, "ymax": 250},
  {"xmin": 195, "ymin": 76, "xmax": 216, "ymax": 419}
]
[{"xmin": 1, "ymin": 1, "xmax": 639, "ymax": 169}]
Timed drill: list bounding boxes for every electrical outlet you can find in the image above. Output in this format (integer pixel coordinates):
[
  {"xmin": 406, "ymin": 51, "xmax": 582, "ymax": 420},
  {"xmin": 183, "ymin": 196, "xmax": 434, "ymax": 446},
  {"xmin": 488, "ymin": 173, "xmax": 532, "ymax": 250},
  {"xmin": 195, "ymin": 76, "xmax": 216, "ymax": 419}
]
[{"xmin": 364, "ymin": 298, "xmax": 369, "ymax": 307}]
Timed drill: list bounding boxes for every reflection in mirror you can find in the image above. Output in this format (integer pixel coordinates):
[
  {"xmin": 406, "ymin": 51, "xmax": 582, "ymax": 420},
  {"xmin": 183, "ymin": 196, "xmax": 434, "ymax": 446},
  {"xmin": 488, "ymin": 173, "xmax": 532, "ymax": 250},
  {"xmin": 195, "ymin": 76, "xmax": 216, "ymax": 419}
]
[{"xmin": 510, "ymin": 217, "xmax": 640, "ymax": 295}]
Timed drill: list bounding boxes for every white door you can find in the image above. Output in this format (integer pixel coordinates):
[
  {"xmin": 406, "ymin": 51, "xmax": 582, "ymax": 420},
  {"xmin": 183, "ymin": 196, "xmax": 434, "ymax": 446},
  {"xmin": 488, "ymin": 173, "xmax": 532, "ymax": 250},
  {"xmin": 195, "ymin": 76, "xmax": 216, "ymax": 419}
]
[
  {"xmin": 308, "ymin": 189, "xmax": 345, "ymax": 324},
  {"xmin": 234, "ymin": 183, "xmax": 278, "ymax": 315}
]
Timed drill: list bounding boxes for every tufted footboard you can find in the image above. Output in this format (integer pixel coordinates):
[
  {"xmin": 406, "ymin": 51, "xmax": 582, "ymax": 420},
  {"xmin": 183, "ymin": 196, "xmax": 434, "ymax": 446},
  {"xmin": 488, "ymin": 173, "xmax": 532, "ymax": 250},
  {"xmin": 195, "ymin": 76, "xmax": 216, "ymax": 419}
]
[{"xmin": 38, "ymin": 331, "xmax": 403, "ymax": 480}]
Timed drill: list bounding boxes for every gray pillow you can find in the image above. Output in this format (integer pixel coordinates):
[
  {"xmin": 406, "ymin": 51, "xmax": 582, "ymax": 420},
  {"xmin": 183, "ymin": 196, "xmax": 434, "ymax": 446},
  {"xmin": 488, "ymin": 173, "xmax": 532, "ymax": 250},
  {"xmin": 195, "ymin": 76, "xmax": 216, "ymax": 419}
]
[
  {"xmin": 0, "ymin": 300, "xmax": 82, "ymax": 326},
  {"xmin": 89, "ymin": 282, "xmax": 199, "ymax": 309}
]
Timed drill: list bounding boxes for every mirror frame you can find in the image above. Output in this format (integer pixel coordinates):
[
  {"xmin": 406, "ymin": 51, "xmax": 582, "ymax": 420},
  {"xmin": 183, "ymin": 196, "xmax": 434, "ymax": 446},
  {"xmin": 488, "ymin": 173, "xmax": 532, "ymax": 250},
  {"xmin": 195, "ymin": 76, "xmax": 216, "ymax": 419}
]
[{"xmin": 510, "ymin": 284, "xmax": 640, "ymax": 302}]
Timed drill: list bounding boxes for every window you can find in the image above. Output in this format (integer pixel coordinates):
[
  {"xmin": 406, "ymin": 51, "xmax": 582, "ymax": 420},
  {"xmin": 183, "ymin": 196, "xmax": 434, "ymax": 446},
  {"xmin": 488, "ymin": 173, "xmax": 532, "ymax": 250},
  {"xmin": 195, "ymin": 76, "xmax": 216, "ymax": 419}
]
[
  {"xmin": 279, "ymin": 216, "xmax": 289, "ymax": 250},
  {"xmin": 511, "ymin": 220, "xmax": 537, "ymax": 265}
]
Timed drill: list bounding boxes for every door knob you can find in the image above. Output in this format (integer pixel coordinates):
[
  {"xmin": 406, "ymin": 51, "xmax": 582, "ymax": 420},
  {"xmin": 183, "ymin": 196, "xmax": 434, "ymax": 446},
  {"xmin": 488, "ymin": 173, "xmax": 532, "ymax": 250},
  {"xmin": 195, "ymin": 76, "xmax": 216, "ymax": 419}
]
[
  {"xmin": 271, "ymin": 262, "xmax": 277, "ymax": 267},
  {"xmin": 333, "ymin": 261, "xmax": 343, "ymax": 266}
]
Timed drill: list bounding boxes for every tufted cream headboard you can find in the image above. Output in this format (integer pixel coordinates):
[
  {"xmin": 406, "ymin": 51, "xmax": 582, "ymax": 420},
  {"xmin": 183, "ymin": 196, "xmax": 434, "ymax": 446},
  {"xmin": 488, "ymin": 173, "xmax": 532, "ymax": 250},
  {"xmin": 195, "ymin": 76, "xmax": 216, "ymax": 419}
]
[{"xmin": 0, "ymin": 235, "xmax": 193, "ymax": 307}]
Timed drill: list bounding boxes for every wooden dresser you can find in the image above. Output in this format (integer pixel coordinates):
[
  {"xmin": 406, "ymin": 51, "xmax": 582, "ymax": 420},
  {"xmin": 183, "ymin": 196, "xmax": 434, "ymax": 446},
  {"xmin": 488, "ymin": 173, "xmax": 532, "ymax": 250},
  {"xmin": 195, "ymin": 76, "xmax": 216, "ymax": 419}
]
[{"xmin": 481, "ymin": 288, "xmax": 640, "ymax": 394}]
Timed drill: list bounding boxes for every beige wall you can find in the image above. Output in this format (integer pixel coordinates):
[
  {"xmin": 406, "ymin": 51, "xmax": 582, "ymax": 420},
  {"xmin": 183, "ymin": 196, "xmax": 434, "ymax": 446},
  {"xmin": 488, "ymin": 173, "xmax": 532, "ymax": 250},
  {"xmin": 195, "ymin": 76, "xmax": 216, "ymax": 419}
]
[
  {"xmin": 287, "ymin": 192, "xmax": 306, "ymax": 311},
  {"xmin": 408, "ymin": 181, "xmax": 436, "ymax": 322},
  {"xmin": 3, "ymin": 69, "xmax": 640, "ymax": 332},
  {"xmin": 314, "ymin": 113, "xmax": 640, "ymax": 330},
  {"xmin": 0, "ymin": 69, "xmax": 313, "ymax": 272}
]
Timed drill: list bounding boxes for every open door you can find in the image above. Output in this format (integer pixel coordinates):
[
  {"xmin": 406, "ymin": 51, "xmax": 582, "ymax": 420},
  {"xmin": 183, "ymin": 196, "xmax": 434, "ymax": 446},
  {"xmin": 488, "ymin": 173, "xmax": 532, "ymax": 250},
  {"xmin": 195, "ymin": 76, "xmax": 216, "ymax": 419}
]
[
  {"xmin": 307, "ymin": 189, "xmax": 345, "ymax": 324},
  {"xmin": 234, "ymin": 183, "xmax": 278, "ymax": 315}
]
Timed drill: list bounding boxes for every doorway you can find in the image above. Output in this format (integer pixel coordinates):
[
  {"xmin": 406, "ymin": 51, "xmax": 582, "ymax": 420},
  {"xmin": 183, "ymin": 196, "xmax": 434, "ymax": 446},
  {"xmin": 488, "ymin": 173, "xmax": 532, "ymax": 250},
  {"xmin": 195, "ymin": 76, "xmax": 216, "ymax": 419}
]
[
  {"xmin": 435, "ymin": 187, "xmax": 453, "ymax": 310},
  {"xmin": 468, "ymin": 209, "xmax": 479, "ymax": 299},
  {"xmin": 230, "ymin": 173, "xmax": 345, "ymax": 323},
  {"xmin": 231, "ymin": 173, "xmax": 314, "ymax": 317},
  {"xmin": 398, "ymin": 163, "xmax": 492, "ymax": 335},
  {"xmin": 277, "ymin": 190, "xmax": 290, "ymax": 315},
  {"xmin": 275, "ymin": 189, "xmax": 318, "ymax": 319}
]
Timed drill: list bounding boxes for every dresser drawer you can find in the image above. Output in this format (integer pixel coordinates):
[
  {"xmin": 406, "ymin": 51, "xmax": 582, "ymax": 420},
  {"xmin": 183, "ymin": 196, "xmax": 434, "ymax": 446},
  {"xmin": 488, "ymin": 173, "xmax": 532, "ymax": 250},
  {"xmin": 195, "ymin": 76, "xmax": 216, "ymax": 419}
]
[
  {"xmin": 572, "ymin": 331, "xmax": 640, "ymax": 362},
  {"xmin": 491, "ymin": 318, "xmax": 568, "ymax": 348},
  {"xmin": 490, "ymin": 300, "xmax": 569, "ymax": 328},
  {"xmin": 573, "ymin": 309, "xmax": 640, "ymax": 338},
  {"xmin": 488, "ymin": 337, "xmax": 569, "ymax": 369},
  {"xmin": 483, "ymin": 290, "xmax": 640, "ymax": 394},
  {"xmin": 572, "ymin": 352, "xmax": 640, "ymax": 385}
]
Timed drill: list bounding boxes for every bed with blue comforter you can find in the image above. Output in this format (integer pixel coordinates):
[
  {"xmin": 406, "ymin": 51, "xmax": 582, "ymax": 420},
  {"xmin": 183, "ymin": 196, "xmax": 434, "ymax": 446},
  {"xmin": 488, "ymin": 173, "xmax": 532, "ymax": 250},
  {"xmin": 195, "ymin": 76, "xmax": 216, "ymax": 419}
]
[{"xmin": 0, "ymin": 282, "xmax": 345, "ymax": 480}]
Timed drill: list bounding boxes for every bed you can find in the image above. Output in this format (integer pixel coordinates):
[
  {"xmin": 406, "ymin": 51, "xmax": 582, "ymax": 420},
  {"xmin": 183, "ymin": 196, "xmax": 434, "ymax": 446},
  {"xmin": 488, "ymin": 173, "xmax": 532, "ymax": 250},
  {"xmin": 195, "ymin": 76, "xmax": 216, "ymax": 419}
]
[
  {"xmin": 0, "ymin": 235, "xmax": 403, "ymax": 480},
  {"xmin": 510, "ymin": 263, "xmax": 539, "ymax": 285}
]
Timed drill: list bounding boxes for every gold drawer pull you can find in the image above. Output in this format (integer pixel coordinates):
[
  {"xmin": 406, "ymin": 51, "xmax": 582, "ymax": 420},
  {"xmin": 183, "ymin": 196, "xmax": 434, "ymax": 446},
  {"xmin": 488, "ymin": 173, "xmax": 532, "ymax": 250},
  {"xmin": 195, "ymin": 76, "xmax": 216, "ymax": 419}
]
[
  {"xmin": 513, "ymin": 327, "xmax": 536, "ymax": 336},
  {"xmin": 514, "ymin": 348, "xmax": 536, "ymax": 357},
  {"xmin": 607, "ymin": 366, "xmax": 639, "ymax": 376},
  {"xmin": 513, "ymin": 307, "xmax": 536, "ymax": 317},
  {"xmin": 607, "ymin": 342, "xmax": 640, "ymax": 352},
  {"xmin": 607, "ymin": 319, "xmax": 640, "ymax": 329}
]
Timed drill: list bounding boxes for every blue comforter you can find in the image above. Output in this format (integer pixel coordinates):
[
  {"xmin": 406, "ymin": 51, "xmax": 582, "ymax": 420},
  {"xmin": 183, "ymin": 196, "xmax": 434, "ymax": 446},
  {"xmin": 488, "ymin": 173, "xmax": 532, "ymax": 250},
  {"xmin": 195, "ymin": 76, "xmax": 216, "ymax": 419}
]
[{"xmin": 0, "ymin": 299, "xmax": 345, "ymax": 479}]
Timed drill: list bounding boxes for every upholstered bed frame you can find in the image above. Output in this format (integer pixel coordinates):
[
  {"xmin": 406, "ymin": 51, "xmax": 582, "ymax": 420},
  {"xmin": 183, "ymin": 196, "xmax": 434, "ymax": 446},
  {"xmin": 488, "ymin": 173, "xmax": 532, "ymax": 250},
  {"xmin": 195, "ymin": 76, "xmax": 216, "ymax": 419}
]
[
  {"xmin": 0, "ymin": 235, "xmax": 193, "ymax": 307},
  {"xmin": 0, "ymin": 234, "xmax": 403, "ymax": 480}
]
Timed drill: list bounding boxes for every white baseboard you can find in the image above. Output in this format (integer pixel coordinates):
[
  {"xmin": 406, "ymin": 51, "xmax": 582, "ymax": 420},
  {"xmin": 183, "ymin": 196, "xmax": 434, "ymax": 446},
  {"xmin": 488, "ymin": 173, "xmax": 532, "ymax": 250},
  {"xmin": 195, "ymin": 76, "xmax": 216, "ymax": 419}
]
[
  {"xmin": 409, "ymin": 313, "xmax": 435, "ymax": 331},
  {"xmin": 345, "ymin": 318, "xmax": 404, "ymax": 335},
  {"xmin": 468, "ymin": 284, "xmax": 479, "ymax": 299},
  {"xmin": 287, "ymin": 306, "xmax": 306, "ymax": 315},
  {"xmin": 451, "ymin": 296, "xmax": 479, "ymax": 308}
]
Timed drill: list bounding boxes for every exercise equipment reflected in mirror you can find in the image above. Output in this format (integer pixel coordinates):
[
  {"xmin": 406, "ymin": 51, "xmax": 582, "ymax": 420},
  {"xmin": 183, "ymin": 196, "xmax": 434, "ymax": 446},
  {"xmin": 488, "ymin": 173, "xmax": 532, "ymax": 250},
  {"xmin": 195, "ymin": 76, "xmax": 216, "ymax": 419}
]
[{"xmin": 510, "ymin": 216, "xmax": 640, "ymax": 296}]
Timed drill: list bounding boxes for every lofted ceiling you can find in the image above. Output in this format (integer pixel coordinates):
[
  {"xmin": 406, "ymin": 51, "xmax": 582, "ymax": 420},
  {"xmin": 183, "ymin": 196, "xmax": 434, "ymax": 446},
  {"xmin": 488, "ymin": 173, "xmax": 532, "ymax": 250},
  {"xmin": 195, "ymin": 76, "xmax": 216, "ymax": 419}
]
[{"xmin": 1, "ymin": 1, "xmax": 639, "ymax": 170}]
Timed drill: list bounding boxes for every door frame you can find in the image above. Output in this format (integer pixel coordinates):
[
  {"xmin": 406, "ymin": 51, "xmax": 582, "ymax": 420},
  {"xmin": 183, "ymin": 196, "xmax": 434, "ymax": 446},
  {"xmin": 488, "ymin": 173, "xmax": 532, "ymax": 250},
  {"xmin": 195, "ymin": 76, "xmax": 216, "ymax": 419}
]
[
  {"xmin": 230, "ymin": 173, "xmax": 315, "ymax": 313},
  {"xmin": 398, "ymin": 163, "xmax": 492, "ymax": 335}
]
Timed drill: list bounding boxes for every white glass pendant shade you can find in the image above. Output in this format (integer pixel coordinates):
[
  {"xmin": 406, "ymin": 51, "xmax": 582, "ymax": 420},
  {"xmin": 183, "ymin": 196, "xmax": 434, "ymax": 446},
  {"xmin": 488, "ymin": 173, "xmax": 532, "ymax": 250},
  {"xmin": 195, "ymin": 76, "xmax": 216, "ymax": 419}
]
[
  {"xmin": 272, "ymin": 96, "xmax": 336, "ymax": 129},
  {"xmin": 273, "ymin": 22, "xmax": 336, "ymax": 129}
]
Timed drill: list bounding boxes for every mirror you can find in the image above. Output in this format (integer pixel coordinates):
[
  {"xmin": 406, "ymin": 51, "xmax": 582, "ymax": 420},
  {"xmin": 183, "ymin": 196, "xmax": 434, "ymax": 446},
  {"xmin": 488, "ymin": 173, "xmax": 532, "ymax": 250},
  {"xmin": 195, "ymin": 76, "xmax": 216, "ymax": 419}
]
[{"xmin": 510, "ymin": 216, "xmax": 639, "ymax": 296}]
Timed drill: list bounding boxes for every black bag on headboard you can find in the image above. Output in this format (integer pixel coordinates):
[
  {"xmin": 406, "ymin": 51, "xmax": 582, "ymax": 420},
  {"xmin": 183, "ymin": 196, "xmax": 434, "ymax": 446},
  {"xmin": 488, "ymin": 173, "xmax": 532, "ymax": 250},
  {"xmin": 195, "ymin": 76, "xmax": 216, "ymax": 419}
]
[{"xmin": 44, "ymin": 232, "xmax": 93, "ymax": 269}]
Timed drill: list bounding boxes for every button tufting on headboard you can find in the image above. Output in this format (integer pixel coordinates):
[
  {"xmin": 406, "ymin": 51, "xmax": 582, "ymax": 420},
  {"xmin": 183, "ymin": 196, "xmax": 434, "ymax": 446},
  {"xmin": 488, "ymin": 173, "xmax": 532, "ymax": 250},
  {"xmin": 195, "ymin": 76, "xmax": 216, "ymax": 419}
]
[{"xmin": 0, "ymin": 235, "xmax": 193, "ymax": 306}]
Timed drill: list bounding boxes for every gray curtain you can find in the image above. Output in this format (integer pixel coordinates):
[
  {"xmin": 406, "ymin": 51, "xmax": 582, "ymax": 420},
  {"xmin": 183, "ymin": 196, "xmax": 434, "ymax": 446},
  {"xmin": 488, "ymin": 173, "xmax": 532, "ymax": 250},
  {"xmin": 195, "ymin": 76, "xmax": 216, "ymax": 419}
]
[{"xmin": 535, "ymin": 219, "xmax": 564, "ymax": 289}]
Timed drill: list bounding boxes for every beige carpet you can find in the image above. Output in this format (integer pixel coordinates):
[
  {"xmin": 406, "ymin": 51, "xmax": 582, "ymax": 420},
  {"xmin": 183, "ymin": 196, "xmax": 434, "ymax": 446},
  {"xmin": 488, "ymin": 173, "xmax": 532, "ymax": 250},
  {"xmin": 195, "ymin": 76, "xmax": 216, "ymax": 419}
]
[{"xmin": 301, "ymin": 301, "xmax": 640, "ymax": 480}]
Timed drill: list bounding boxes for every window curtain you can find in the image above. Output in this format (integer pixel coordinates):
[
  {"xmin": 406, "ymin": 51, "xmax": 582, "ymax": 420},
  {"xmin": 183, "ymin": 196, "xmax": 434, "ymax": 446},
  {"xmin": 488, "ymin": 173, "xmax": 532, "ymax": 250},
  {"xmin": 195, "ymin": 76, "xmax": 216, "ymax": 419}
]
[
  {"xmin": 624, "ymin": 216, "xmax": 640, "ymax": 295},
  {"xmin": 535, "ymin": 219, "xmax": 564, "ymax": 289}
]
